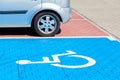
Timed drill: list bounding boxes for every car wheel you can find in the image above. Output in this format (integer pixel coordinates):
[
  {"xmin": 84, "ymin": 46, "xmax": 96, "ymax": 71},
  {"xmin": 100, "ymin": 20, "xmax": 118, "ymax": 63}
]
[{"xmin": 33, "ymin": 12, "xmax": 60, "ymax": 37}]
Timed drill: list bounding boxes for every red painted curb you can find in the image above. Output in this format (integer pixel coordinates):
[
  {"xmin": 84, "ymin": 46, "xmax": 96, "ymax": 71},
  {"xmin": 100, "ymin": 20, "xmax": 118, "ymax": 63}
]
[{"xmin": 55, "ymin": 11, "xmax": 108, "ymax": 37}]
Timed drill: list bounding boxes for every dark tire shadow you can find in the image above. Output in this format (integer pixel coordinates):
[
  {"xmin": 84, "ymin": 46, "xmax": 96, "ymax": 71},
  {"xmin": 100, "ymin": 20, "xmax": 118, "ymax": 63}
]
[
  {"xmin": 0, "ymin": 28, "xmax": 61, "ymax": 37},
  {"xmin": 56, "ymin": 28, "xmax": 61, "ymax": 34},
  {"xmin": 0, "ymin": 28, "xmax": 38, "ymax": 36}
]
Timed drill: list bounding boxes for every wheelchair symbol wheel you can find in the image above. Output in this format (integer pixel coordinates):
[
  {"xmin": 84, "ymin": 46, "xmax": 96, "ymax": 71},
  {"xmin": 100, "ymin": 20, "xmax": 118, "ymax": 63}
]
[
  {"xmin": 51, "ymin": 54, "xmax": 96, "ymax": 68},
  {"xmin": 16, "ymin": 50, "xmax": 96, "ymax": 69}
]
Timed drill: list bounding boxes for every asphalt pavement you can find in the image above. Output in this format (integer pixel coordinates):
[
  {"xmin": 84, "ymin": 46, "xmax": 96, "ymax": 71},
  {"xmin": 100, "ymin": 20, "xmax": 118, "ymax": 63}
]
[{"xmin": 71, "ymin": 0, "xmax": 120, "ymax": 40}]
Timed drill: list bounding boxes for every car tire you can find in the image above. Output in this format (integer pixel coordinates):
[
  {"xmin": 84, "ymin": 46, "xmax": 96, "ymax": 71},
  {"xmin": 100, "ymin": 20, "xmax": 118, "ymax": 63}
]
[{"xmin": 33, "ymin": 12, "xmax": 60, "ymax": 37}]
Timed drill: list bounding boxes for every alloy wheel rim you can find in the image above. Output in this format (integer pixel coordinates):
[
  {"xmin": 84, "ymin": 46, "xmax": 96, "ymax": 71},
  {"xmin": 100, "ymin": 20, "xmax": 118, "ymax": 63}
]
[{"xmin": 37, "ymin": 14, "xmax": 57, "ymax": 34}]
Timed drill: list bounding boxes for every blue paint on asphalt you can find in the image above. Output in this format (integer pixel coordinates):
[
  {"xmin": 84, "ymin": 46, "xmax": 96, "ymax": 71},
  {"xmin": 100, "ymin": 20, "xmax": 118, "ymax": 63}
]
[{"xmin": 0, "ymin": 38, "xmax": 120, "ymax": 80}]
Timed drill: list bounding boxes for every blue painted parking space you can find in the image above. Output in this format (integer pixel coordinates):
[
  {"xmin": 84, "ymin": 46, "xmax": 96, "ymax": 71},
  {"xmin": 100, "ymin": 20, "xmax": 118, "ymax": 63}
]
[{"xmin": 0, "ymin": 37, "xmax": 120, "ymax": 80}]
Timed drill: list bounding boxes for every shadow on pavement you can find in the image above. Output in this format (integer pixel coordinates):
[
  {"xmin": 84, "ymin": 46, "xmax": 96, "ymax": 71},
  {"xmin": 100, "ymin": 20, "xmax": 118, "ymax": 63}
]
[
  {"xmin": 0, "ymin": 28, "xmax": 37, "ymax": 36},
  {"xmin": 0, "ymin": 28, "xmax": 61, "ymax": 37}
]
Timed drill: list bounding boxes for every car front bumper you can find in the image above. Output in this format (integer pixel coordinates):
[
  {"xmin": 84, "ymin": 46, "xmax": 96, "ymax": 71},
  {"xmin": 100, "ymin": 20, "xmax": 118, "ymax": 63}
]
[{"xmin": 58, "ymin": 7, "xmax": 72, "ymax": 23}]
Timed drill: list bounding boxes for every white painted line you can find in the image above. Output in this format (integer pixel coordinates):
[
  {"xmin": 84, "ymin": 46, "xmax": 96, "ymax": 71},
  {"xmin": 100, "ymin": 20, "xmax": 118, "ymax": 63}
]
[
  {"xmin": 43, "ymin": 57, "xmax": 51, "ymax": 62},
  {"xmin": 0, "ymin": 36, "xmax": 117, "ymax": 41},
  {"xmin": 0, "ymin": 36, "xmax": 109, "ymax": 39}
]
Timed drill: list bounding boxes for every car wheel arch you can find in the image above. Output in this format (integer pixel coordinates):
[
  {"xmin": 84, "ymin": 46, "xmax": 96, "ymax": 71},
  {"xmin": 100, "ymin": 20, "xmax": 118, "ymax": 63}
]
[{"xmin": 31, "ymin": 10, "xmax": 62, "ymax": 27}]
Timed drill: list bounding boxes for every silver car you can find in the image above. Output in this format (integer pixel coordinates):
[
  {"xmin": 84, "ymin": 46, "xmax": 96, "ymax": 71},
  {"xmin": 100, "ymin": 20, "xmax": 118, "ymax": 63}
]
[{"xmin": 0, "ymin": 0, "xmax": 71, "ymax": 36}]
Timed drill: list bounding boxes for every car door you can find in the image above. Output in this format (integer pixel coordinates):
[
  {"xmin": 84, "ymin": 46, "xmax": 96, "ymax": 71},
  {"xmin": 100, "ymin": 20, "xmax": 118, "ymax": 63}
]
[{"xmin": 0, "ymin": 0, "xmax": 41, "ymax": 27}]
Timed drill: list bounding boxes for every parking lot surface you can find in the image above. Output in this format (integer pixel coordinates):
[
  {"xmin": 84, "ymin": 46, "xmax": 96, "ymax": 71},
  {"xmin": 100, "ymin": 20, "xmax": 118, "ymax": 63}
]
[
  {"xmin": 0, "ymin": 37, "xmax": 120, "ymax": 80},
  {"xmin": 71, "ymin": 0, "xmax": 120, "ymax": 39},
  {"xmin": 0, "ymin": 10, "xmax": 119, "ymax": 80}
]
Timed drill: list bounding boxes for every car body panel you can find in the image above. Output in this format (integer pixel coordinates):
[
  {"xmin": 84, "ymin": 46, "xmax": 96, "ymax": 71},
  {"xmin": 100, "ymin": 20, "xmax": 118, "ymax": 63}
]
[{"xmin": 0, "ymin": 0, "xmax": 71, "ymax": 27}]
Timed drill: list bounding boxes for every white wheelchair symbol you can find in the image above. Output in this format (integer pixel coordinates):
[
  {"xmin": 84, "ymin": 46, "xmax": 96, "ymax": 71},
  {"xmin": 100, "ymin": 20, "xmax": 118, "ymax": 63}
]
[{"xmin": 16, "ymin": 50, "xmax": 96, "ymax": 69}]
